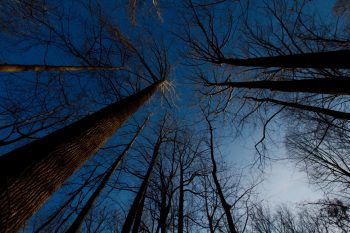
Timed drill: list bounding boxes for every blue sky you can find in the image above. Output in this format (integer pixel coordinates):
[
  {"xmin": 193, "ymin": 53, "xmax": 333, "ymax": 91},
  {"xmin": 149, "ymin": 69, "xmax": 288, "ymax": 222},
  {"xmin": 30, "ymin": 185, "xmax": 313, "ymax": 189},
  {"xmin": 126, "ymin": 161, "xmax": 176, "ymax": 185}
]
[{"xmin": 1, "ymin": 0, "xmax": 348, "ymax": 231}]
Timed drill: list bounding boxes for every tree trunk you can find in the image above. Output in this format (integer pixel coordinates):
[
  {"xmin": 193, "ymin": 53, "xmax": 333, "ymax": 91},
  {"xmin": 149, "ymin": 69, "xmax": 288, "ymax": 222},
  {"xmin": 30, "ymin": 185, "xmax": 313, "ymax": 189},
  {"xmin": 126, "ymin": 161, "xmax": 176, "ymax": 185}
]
[
  {"xmin": 204, "ymin": 178, "xmax": 215, "ymax": 233},
  {"xmin": 221, "ymin": 49, "xmax": 350, "ymax": 69},
  {"xmin": 65, "ymin": 117, "xmax": 148, "ymax": 233},
  {"xmin": 248, "ymin": 97, "xmax": 350, "ymax": 120},
  {"xmin": 211, "ymin": 78, "xmax": 350, "ymax": 96},
  {"xmin": 121, "ymin": 138, "xmax": 162, "ymax": 233},
  {"xmin": 206, "ymin": 118, "xmax": 238, "ymax": 233},
  {"xmin": 0, "ymin": 64, "xmax": 124, "ymax": 72},
  {"xmin": 159, "ymin": 184, "xmax": 172, "ymax": 233},
  {"xmin": 0, "ymin": 81, "xmax": 163, "ymax": 233},
  {"xmin": 33, "ymin": 166, "xmax": 101, "ymax": 233},
  {"xmin": 177, "ymin": 166, "xmax": 184, "ymax": 233},
  {"xmin": 131, "ymin": 194, "xmax": 146, "ymax": 233}
]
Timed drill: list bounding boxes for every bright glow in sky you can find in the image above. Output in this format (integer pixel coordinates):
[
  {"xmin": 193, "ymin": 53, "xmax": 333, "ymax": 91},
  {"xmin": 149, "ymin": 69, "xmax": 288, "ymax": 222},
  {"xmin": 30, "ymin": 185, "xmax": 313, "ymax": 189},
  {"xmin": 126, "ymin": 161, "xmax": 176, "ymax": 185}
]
[{"xmin": 261, "ymin": 160, "xmax": 323, "ymax": 208}]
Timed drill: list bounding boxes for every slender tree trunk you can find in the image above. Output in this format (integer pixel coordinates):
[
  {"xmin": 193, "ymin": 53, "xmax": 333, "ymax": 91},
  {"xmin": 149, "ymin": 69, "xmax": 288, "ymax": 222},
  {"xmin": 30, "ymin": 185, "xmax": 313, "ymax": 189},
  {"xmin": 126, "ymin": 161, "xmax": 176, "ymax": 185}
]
[
  {"xmin": 0, "ymin": 81, "xmax": 163, "ymax": 233},
  {"xmin": 159, "ymin": 189, "xmax": 167, "ymax": 233},
  {"xmin": 247, "ymin": 97, "xmax": 350, "ymax": 120},
  {"xmin": 155, "ymin": 185, "xmax": 168, "ymax": 233},
  {"xmin": 159, "ymin": 186, "xmax": 172, "ymax": 233},
  {"xmin": 204, "ymin": 179, "xmax": 215, "ymax": 233},
  {"xmin": 65, "ymin": 118, "xmax": 148, "ymax": 233},
  {"xmin": 177, "ymin": 166, "xmax": 184, "ymax": 233},
  {"xmin": 210, "ymin": 78, "xmax": 350, "ymax": 96},
  {"xmin": 206, "ymin": 118, "xmax": 238, "ymax": 233},
  {"xmin": 131, "ymin": 194, "xmax": 146, "ymax": 233},
  {"xmin": 221, "ymin": 49, "xmax": 350, "ymax": 69},
  {"xmin": 121, "ymin": 138, "xmax": 162, "ymax": 233},
  {"xmin": 0, "ymin": 64, "xmax": 124, "ymax": 72}
]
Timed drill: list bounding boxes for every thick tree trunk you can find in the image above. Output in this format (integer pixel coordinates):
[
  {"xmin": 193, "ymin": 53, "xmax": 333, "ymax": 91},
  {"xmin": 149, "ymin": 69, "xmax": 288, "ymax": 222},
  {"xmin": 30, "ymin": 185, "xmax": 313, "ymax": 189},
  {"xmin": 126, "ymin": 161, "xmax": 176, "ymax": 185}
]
[
  {"xmin": 206, "ymin": 118, "xmax": 238, "ymax": 233},
  {"xmin": 65, "ymin": 118, "xmax": 148, "ymax": 233},
  {"xmin": 0, "ymin": 81, "xmax": 163, "ymax": 233},
  {"xmin": 177, "ymin": 167, "xmax": 184, "ymax": 233},
  {"xmin": 248, "ymin": 97, "xmax": 350, "ymax": 121},
  {"xmin": 211, "ymin": 78, "xmax": 350, "ymax": 96},
  {"xmin": 0, "ymin": 64, "xmax": 124, "ymax": 72},
  {"xmin": 221, "ymin": 49, "xmax": 350, "ymax": 69},
  {"xmin": 33, "ymin": 166, "xmax": 101, "ymax": 233},
  {"xmin": 121, "ymin": 138, "xmax": 162, "ymax": 233}
]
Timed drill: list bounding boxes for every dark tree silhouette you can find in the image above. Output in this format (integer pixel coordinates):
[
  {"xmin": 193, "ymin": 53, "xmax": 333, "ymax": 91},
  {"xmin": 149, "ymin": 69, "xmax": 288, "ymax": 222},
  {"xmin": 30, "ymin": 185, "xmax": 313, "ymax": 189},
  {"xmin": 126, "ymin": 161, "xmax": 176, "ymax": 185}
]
[{"xmin": 121, "ymin": 122, "xmax": 165, "ymax": 233}]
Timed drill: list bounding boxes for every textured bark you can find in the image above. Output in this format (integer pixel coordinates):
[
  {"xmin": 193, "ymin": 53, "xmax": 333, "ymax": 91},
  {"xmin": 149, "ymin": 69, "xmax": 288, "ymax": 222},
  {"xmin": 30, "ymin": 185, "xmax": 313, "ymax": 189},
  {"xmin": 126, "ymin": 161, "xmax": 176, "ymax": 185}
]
[
  {"xmin": 65, "ymin": 118, "xmax": 148, "ymax": 233},
  {"xmin": 121, "ymin": 138, "xmax": 162, "ymax": 233},
  {"xmin": 211, "ymin": 78, "xmax": 350, "ymax": 96},
  {"xmin": 248, "ymin": 97, "xmax": 350, "ymax": 121},
  {"xmin": 0, "ymin": 81, "xmax": 163, "ymax": 233},
  {"xmin": 221, "ymin": 49, "xmax": 350, "ymax": 69},
  {"xmin": 33, "ymin": 166, "xmax": 100, "ymax": 233},
  {"xmin": 206, "ymin": 118, "xmax": 238, "ymax": 233},
  {"xmin": 0, "ymin": 64, "xmax": 124, "ymax": 72}
]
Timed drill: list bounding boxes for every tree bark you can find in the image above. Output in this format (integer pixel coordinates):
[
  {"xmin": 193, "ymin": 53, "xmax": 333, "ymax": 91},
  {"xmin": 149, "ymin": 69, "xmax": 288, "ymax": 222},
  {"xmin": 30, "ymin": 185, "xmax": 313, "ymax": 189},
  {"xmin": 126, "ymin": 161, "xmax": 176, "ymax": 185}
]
[
  {"xmin": 248, "ymin": 97, "xmax": 350, "ymax": 121},
  {"xmin": 65, "ymin": 118, "xmax": 148, "ymax": 233},
  {"xmin": 121, "ymin": 138, "xmax": 162, "ymax": 233},
  {"xmin": 206, "ymin": 118, "xmax": 238, "ymax": 233},
  {"xmin": 221, "ymin": 49, "xmax": 350, "ymax": 69},
  {"xmin": 0, "ymin": 64, "xmax": 124, "ymax": 72},
  {"xmin": 0, "ymin": 81, "xmax": 163, "ymax": 233},
  {"xmin": 210, "ymin": 78, "xmax": 350, "ymax": 96}
]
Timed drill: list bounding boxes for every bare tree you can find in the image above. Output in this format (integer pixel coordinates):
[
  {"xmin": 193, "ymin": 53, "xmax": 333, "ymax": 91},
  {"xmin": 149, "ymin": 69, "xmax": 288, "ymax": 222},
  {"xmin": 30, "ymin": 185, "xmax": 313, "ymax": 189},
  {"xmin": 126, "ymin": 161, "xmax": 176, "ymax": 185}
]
[
  {"xmin": 205, "ymin": 115, "xmax": 238, "ymax": 233},
  {"xmin": 121, "ymin": 116, "xmax": 170, "ymax": 233},
  {"xmin": 0, "ymin": 80, "xmax": 164, "ymax": 232},
  {"xmin": 65, "ymin": 116, "xmax": 149, "ymax": 233}
]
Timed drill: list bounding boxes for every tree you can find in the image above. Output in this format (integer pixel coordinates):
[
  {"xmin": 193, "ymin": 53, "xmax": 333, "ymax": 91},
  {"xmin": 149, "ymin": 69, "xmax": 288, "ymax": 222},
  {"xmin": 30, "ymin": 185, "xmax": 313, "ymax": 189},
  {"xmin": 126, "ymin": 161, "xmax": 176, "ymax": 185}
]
[
  {"xmin": 2, "ymin": 0, "xmax": 350, "ymax": 232},
  {"xmin": 286, "ymin": 118, "xmax": 350, "ymax": 195},
  {"xmin": 121, "ymin": 116, "xmax": 169, "ymax": 233},
  {"xmin": 248, "ymin": 201, "xmax": 350, "ymax": 233},
  {"xmin": 205, "ymin": 115, "xmax": 238, "ymax": 233},
  {"xmin": 204, "ymin": 77, "xmax": 350, "ymax": 96},
  {"xmin": 0, "ymin": 64, "xmax": 124, "ymax": 72},
  {"xmin": 64, "ymin": 116, "xmax": 149, "ymax": 233},
  {"xmin": 0, "ymin": 80, "xmax": 164, "ymax": 233}
]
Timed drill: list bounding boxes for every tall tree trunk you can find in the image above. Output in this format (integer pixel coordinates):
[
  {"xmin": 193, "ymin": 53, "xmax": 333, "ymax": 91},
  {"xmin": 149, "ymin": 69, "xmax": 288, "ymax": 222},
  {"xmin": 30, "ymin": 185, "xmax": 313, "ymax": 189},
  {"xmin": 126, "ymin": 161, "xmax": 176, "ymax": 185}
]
[
  {"xmin": 177, "ymin": 166, "xmax": 184, "ymax": 233},
  {"xmin": 65, "ymin": 117, "xmax": 148, "ymax": 233},
  {"xmin": 220, "ymin": 49, "xmax": 350, "ymax": 69},
  {"xmin": 121, "ymin": 138, "xmax": 162, "ymax": 233},
  {"xmin": 0, "ymin": 81, "xmax": 163, "ymax": 233},
  {"xmin": 247, "ymin": 97, "xmax": 350, "ymax": 120},
  {"xmin": 158, "ymin": 182, "xmax": 172, "ymax": 233},
  {"xmin": 210, "ymin": 78, "xmax": 350, "ymax": 96},
  {"xmin": 159, "ymin": 189, "xmax": 169, "ymax": 233},
  {"xmin": 206, "ymin": 118, "xmax": 238, "ymax": 233},
  {"xmin": 131, "ymin": 194, "xmax": 146, "ymax": 233},
  {"xmin": 33, "ymin": 165, "xmax": 101, "ymax": 233},
  {"xmin": 0, "ymin": 64, "xmax": 124, "ymax": 72},
  {"xmin": 204, "ymin": 178, "xmax": 216, "ymax": 233}
]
